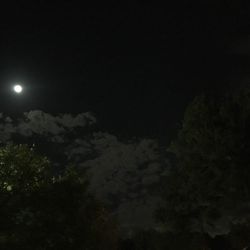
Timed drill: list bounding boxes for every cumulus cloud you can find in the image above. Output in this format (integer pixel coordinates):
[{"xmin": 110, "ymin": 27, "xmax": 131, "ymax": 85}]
[
  {"xmin": 80, "ymin": 132, "xmax": 169, "ymax": 232},
  {"xmin": 0, "ymin": 110, "xmax": 96, "ymax": 143},
  {"xmin": 0, "ymin": 110, "xmax": 96, "ymax": 168},
  {"xmin": 0, "ymin": 111, "xmax": 170, "ymax": 234}
]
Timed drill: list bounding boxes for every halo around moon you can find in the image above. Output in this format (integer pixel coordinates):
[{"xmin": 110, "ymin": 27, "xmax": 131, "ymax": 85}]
[{"xmin": 13, "ymin": 84, "xmax": 23, "ymax": 93}]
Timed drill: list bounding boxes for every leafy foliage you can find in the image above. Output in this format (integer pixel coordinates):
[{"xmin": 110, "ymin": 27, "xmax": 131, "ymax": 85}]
[
  {"xmin": 0, "ymin": 144, "xmax": 118, "ymax": 249},
  {"xmin": 0, "ymin": 144, "xmax": 51, "ymax": 193},
  {"xmin": 158, "ymin": 89, "xmax": 250, "ymax": 239}
]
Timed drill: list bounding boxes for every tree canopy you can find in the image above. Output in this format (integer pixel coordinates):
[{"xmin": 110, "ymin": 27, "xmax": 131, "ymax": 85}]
[
  {"xmin": 0, "ymin": 144, "xmax": 118, "ymax": 250},
  {"xmin": 157, "ymin": 88, "xmax": 250, "ymax": 248}
]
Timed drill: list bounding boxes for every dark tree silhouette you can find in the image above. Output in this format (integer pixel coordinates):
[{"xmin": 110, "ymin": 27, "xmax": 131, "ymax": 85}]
[
  {"xmin": 157, "ymin": 88, "xmax": 250, "ymax": 249},
  {"xmin": 0, "ymin": 144, "xmax": 118, "ymax": 250}
]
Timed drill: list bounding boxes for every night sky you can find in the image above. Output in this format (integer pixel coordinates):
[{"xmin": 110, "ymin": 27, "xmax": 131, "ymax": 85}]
[{"xmin": 1, "ymin": 1, "xmax": 250, "ymax": 140}]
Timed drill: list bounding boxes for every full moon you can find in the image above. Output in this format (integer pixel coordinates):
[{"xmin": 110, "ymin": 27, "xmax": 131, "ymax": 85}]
[{"xmin": 13, "ymin": 85, "xmax": 23, "ymax": 93}]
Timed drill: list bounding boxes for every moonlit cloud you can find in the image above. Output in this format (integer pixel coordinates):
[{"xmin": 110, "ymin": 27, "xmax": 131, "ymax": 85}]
[
  {"xmin": 0, "ymin": 110, "xmax": 96, "ymax": 140},
  {"xmin": 0, "ymin": 111, "xmax": 170, "ymax": 234},
  {"xmin": 81, "ymin": 133, "xmax": 170, "ymax": 232}
]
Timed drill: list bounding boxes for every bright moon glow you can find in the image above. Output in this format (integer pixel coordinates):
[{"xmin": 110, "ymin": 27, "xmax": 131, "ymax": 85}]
[{"xmin": 13, "ymin": 85, "xmax": 23, "ymax": 93}]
